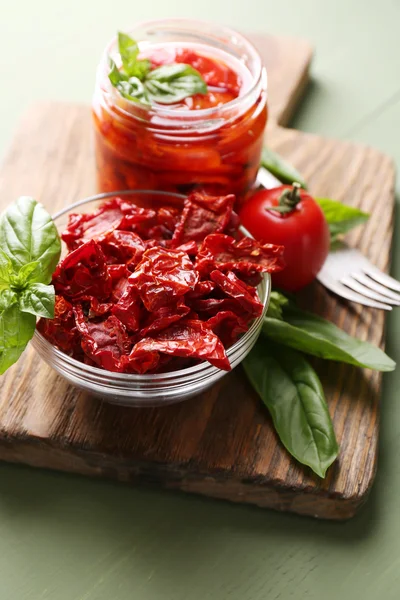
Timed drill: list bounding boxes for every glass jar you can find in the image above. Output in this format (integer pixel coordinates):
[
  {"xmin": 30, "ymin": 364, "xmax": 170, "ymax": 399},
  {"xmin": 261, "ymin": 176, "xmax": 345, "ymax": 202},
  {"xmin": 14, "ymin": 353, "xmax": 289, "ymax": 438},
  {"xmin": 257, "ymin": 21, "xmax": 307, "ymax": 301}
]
[{"xmin": 92, "ymin": 19, "xmax": 267, "ymax": 202}]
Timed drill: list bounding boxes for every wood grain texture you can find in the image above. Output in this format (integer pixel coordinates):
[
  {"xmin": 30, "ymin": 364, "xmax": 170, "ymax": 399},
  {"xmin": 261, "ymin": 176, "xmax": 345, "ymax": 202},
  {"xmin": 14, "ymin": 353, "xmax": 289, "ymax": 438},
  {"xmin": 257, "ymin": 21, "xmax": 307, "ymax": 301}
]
[{"xmin": 0, "ymin": 34, "xmax": 394, "ymax": 520}]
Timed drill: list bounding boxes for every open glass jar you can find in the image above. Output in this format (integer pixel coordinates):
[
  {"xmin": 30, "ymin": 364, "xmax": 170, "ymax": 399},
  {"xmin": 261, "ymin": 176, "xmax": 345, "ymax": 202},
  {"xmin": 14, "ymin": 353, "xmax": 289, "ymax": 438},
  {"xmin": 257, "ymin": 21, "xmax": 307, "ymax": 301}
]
[{"xmin": 92, "ymin": 19, "xmax": 267, "ymax": 202}]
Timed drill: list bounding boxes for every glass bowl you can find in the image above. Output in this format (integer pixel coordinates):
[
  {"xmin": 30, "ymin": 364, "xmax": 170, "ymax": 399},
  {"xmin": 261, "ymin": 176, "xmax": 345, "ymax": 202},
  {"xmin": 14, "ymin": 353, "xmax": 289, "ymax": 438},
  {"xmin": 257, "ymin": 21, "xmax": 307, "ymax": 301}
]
[{"xmin": 31, "ymin": 191, "xmax": 271, "ymax": 407}]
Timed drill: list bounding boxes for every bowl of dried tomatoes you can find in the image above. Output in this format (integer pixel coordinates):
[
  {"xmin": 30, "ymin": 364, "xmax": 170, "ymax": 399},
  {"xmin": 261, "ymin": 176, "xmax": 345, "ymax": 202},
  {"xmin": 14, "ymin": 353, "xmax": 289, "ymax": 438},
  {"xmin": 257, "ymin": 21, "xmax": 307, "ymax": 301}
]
[{"xmin": 32, "ymin": 190, "xmax": 283, "ymax": 406}]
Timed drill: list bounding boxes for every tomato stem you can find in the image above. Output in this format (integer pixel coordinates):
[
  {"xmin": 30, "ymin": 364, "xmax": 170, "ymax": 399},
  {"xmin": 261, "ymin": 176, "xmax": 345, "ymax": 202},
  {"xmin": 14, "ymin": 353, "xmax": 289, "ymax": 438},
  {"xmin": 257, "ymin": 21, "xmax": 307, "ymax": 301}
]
[{"xmin": 267, "ymin": 182, "xmax": 302, "ymax": 215}]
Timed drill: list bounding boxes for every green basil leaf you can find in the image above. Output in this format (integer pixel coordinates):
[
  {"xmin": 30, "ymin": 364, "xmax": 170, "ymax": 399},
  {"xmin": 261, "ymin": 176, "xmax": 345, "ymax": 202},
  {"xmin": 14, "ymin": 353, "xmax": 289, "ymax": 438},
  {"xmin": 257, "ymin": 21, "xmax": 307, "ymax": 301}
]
[
  {"xmin": 145, "ymin": 64, "xmax": 207, "ymax": 104},
  {"xmin": 10, "ymin": 260, "xmax": 42, "ymax": 288},
  {"xmin": 115, "ymin": 77, "xmax": 150, "ymax": 104},
  {"xmin": 263, "ymin": 304, "xmax": 395, "ymax": 371},
  {"xmin": 19, "ymin": 283, "xmax": 55, "ymax": 318},
  {"xmin": 129, "ymin": 59, "xmax": 151, "ymax": 80},
  {"xmin": 243, "ymin": 341, "xmax": 338, "ymax": 477},
  {"xmin": 0, "ymin": 197, "xmax": 61, "ymax": 283},
  {"xmin": 261, "ymin": 147, "xmax": 308, "ymax": 189},
  {"xmin": 0, "ymin": 292, "xmax": 35, "ymax": 375},
  {"xmin": 0, "ymin": 249, "xmax": 12, "ymax": 289},
  {"xmin": 316, "ymin": 197, "xmax": 369, "ymax": 240},
  {"xmin": 118, "ymin": 31, "xmax": 139, "ymax": 75},
  {"xmin": 108, "ymin": 57, "xmax": 124, "ymax": 86},
  {"xmin": 0, "ymin": 288, "xmax": 18, "ymax": 310},
  {"xmin": 267, "ymin": 291, "xmax": 289, "ymax": 320}
]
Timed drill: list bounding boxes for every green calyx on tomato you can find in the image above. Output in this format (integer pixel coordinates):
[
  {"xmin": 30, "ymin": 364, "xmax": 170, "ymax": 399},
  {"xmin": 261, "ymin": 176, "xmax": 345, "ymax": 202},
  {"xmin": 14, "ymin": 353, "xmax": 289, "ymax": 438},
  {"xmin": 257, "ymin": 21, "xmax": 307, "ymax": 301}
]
[
  {"xmin": 265, "ymin": 182, "xmax": 303, "ymax": 215},
  {"xmin": 239, "ymin": 184, "xmax": 330, "ymax": 291}
]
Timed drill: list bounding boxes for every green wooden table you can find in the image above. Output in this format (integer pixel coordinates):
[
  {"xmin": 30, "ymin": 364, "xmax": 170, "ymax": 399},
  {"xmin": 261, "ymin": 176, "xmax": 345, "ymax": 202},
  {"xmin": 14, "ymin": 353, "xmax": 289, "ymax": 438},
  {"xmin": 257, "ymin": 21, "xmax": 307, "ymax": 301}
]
[{"xmin": 1, "ymin": 1, "xmax": 400, "ymax": 598}]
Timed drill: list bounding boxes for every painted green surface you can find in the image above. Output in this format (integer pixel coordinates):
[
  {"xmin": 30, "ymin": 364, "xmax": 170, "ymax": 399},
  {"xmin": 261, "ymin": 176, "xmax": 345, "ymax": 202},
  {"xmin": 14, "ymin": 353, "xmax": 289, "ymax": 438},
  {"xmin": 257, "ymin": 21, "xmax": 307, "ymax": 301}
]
[{"xmin": 1, "ymin": 0, "xmax": 400, "ymax": 598}]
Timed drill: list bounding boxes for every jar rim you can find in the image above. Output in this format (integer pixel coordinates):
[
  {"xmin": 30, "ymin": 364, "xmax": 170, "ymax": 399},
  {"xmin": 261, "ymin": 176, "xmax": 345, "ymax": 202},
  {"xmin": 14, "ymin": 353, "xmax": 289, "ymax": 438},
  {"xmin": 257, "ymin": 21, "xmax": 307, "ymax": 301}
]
[{"xmin": 98, "ymin": 17, "xmax": 267, "ymax": 123}]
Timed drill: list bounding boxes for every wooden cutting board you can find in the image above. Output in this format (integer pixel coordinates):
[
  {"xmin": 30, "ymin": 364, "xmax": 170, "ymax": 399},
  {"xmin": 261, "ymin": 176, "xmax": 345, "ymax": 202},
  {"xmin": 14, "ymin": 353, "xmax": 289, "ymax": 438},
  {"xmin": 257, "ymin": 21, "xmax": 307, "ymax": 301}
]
[{"xmin": 0, "ymin": 34, "xmax": 395, "ymax": 520}]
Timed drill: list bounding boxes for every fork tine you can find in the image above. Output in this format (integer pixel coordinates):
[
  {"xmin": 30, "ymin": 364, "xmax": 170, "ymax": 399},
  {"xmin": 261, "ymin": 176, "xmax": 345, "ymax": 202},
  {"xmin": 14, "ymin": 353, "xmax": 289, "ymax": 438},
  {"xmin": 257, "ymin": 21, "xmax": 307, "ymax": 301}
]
[
  {"xmin": 352, "ymin": 272, "xmax": 400, "ymax": 303},
  {"xmin": 341, "ymin": 275, "xmax": 399, "ymax": 306},
  {"xmin": 318, "ymin": 275, "xmax": 393, "ymax": 310},
  {"xmin": 363, "ymin": 264, "xmax": 400, "ymax": 292}
]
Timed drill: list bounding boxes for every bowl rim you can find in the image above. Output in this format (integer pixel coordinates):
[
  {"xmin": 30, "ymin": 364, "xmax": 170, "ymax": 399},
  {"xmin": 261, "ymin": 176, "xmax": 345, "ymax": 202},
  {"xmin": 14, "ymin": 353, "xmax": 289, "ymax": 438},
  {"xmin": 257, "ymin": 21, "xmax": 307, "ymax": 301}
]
[{"xmin": 33, "ymin": 190, "xmax": 271, "ymax": 382}]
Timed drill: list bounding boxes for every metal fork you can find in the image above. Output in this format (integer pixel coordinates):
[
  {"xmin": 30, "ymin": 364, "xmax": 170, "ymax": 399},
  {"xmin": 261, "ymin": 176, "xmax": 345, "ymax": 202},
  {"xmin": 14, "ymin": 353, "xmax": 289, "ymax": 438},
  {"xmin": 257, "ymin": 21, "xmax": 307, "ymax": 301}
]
[{"xmin": 256, "ymin": 166, "xmax": 400, "ymax": 310}]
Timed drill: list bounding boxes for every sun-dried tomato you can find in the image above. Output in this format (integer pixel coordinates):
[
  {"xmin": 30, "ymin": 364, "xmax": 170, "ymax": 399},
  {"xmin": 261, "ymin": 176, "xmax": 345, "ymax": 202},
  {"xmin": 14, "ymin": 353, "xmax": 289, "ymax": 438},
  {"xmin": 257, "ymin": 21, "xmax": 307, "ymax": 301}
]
[
  {"xmin": 86, "ymin": 297, "xmax": 113, "ymax": 317},
  {"xmin": 111, "ymin": 285, "xmax": 143, "ymax": 332},
  {"xmin": 100, "ymin": 230, "xmax": 145, "ymax": 265},
  {"xmin": 61, "ymin": 197, "xmax": 126, "ymax": 251},
  {"xmin": 139, "ymin": 301, "xmax": 190, "ymax": 337},
  {"xmin": 206, "ymin": 310, "xmax": 249, "ymax": 347},
  {"xmin": 107, "ymin": 264, "xmax": 128, "ymax": 282},
  {"xmin": 210, "ymin": 270, "xmax": 264, "ymax": 317},
  {"xmin": 175, "ymin": 240, "xmax": 198, "ymax": 256},
  {"xmin": 52, "ymin": 240, "xmax": 112, "ymax": 301},
  {"xmin": 128, "ymin": 319, "xmax": 230, "ymax": 371},
  {"xmin": 36, "ymin": 296, "xmax": 80, "ymax": 354},
  {"xmin": 187, "ymin": 296, "xmax": 245, "ymax": 317},
  {"xmin": 171, "ymin": 192, "xmax": 235, "ymax": 246},
  {"xmin": 129, "ymin": 247, "xmax": 199, "ymax": 312},
  {"xmin": 196, "ymin": 234, "xmax": 285, "ymax": 276},
  {"xmin": 186, "ymin": 280, "xmax": 215, "ymax": 300},
  {"xmin": 73, "ymin": 305, "xmax": 131, "ymax": 372}
]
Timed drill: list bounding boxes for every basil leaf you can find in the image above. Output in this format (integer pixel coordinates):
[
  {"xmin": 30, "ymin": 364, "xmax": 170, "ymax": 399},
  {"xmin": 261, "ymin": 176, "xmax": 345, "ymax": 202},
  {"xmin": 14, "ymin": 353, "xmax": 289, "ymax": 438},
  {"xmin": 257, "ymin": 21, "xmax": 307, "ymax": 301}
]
[
  {"xmin": 0, "ymin": 197, "xmax": 61, "ymax": 284},
  {"xmin": 108, "ymin": 57, "xmax": 124, "ymax": 86},
  {"xmin": 263, "ymin": 304, "xmax": 395, "ymax": 371},
  {"xmin": 267, "ymin": 291, "xmax": 289, "ymax": 320},
  {"xmin": 0, "ymin": 249, "xmax": 12, "ymax": 290},
  {"xmin": 10, "ymin": 260, "xmax": 42, "ymax": 288},
  {"xmin": 118, "ymin": 32, "xmax": 139, "ymax": 75},
  {"xmin": 261, "ymin": 147, "xmax": 308, "ymax": 189},
  {"xmin": 244, "ymin": 341, "xmax": 338, "ymax": 477},
  {"xmin": 115, "ymin": 77, "xmax": 150, "ymax": 104},
  {"xmin": 19, "ymin": 283, "xmax": 55, "ymax": 318},
  {"xmin": 316, "ymin": 197, "xmax": 369, "ymax": 240},
  {"xmin": 146, "ymin": 64, "xmax": 207, "ymax": 104},
  {"xmin": 0, "ymin": 292, "xmax": 35, "ymax": 375}
]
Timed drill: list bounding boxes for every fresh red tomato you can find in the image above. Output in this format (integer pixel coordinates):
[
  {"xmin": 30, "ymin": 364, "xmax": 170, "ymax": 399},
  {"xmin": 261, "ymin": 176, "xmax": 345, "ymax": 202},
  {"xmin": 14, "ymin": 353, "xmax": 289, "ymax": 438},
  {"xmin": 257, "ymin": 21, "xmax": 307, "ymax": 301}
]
[{"xmin": 239, "ymin": 184, "xmax": 330, "ymax": 291}]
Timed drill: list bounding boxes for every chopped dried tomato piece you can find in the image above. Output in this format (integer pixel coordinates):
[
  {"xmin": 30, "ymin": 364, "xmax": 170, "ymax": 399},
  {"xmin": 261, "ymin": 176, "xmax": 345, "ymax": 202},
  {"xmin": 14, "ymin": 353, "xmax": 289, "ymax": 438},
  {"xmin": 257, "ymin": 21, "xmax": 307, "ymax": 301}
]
[
  {"xmin": 120, "ymin": 204, "xmax": 157, "ymax": 234},
  {"xmin": 61, "ymin": 197, "xmax": 125, "ymax": 250},
  {"xmin": 107, "ymin": 264, "xmax": 128, "ymax": 282},
  {"xmin": 111, "ymin": 285, "xmax": 142, "ymax": 332},
  {"xmin": 224, "ymin": 210, "xmax": 241, "ymax": 237},
  {"xmin": 53, "ymin": 240, "xmax": 112, "ymax": 301},
  {"xmin": 171, "ymin": 192, "xmax": 234, "ymax": 246},
  {"xmin": 139, "ymin": 301, "xmax": 190, "ymax": 337},
  {"xmin": 128, "ymin": 319, "xmax": 230, "ymax": 371},
  {"xmin": 129, "ymin": 247, "xmax": 199, "ymax": 311},
  {"xmin": 121, "ymin": 350, "xmax": 160, "ymax": 374},
  {"xmin": 206, "ymin": 310, "xmax": 249, "ymax": 347},
  {"xmin": 175, "ymin": 240, "xmax": 198, "ymax": 256},
  {"xmin": 86, "ymin": 297, "xmax": 113, "ymax": 317},
  {"xmin": 37, "ymin": 296, "xmax": 80, "ymax": 353},
  {"xmin": 210, "ymin": 270, "xmax": 264, "ymax": 317},
  {"xmin": 100, "ymin": 230, "xmax": 145, "ymax": 265},
  {"xmin": 157, "ymin": 206, "xmax": 181, "ymax": 232},
  {"xmin": 188, "ymin": 296, "xmax": 245, "ymax": 317},
  {"xmin": 196, "ymin": 234, "xmax": 285, "ymax": 276},
  {"xmin": 73, "ymin": 306, "xmax": 131, "ymax": 372},
  {"xmin": 186, "ymin": 280, "xmax": 215, "ymax": 300}
]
